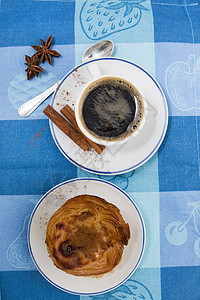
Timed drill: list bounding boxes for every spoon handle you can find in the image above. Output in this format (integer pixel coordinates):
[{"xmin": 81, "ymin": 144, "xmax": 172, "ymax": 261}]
[
  {"xmin": 87, "ymin": 63, "xmax": 101, "ymax": 78},
  {"xmin": 18, "ymin": 80, "xmax": 62, "ymax": 117}
]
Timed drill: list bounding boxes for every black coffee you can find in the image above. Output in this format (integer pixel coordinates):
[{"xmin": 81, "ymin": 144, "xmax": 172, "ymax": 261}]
[{"xmin": 79, "ymin": 77, "xmax": 143, "ymax": 142}]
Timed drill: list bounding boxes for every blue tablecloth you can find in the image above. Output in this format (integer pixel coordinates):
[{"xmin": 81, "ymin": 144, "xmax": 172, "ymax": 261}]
[{"xmin": 1, "ymin": 0, "xmax": 200, "ymax": 299}]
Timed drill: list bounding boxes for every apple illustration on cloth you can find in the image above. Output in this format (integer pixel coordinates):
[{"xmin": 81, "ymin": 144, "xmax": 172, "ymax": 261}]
[
  {"xmin": 165, "ymin": 55, "xmax": 200, "ymax": 111},
  {"xmin": 80, "ymin": 0, "xmax": 149, "ymax": 40}
]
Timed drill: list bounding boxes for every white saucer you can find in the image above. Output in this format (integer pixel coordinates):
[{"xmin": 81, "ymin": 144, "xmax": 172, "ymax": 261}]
[
  {"xmin": 27, "ymin": 178, "xmax": 145, "ymax": 295},
  {"xmin": 50, "ymin": 58, "xmax": 168, "ymax": 175}
]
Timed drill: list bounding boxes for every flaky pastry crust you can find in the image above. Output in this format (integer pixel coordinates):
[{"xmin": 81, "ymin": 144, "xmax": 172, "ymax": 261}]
[{"xmin": 46, "ymin": 194, "xmax": 130, "ymax": 276}]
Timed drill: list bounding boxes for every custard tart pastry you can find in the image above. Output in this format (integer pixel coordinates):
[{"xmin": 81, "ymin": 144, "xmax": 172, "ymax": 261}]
[{"xmin": 46, "ymin": 194, "xmax": 130, "ymax": 276}]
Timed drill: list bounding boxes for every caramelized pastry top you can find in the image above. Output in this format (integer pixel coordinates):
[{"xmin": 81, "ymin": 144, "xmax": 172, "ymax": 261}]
[{"xmin": 46, "ymin": 194, "xmax": 130, "ymax": 276}]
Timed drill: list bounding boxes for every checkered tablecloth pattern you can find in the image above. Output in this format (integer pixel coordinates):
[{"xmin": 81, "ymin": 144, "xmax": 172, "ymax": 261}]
[{"xmin": 0, "ymin": 0, "xmax": 200, "ymax": 299}]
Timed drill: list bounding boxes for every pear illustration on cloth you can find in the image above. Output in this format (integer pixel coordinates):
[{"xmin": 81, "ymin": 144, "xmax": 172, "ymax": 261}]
[
  {"xmin": 6, "ymin": 215, "xmax": 34, "ymax": 269},
  {"xmin": 89, "ymin": 279, "xmax": 153, "ymax": 300}
]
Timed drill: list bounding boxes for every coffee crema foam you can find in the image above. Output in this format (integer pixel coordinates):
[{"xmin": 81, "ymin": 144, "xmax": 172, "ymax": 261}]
[{"xmin": 79, "ymin": 77, "xmax": 144, "ymax": 142}]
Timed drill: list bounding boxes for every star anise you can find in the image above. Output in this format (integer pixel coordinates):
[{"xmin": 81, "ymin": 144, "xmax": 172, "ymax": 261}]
[
  {"xmin": 31, "ymin": 35, "xmax": 60, "ymax": 65},
  {"xmin": 25, "ymin": 54, "xmax": 44, "ymax": 80}
]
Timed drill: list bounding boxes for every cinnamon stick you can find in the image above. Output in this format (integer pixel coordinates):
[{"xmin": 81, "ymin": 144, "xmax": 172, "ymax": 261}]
[
  {"xmin": 60, "ymin": 104, "xmax": 105, "ymax": 154},
  {"xmin": 43, "ymin": 105, "xmax": 90, "ymax": 151}
]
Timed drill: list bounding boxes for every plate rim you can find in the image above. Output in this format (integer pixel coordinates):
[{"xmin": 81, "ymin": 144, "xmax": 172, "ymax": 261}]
[
  {"xmin": 27, "ymin": 177, "xmax": 146, "ymax": 296},
  {"xmin": 50, "ymin": 57, "xmax": 168, "ymax": 175}
]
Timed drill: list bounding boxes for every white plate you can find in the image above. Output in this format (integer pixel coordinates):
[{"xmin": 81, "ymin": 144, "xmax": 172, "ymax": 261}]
[
  {"xmin": 28, "ymin": 178, "xmax": 145, "ymax": 295},
  {"xmin": 50, "ymin": 58, "xmax": 168, "ymax": 175}
]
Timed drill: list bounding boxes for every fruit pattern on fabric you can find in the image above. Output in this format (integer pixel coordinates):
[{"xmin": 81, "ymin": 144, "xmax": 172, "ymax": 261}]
[
  {"xmin": 76, "ymin": 0, "xmax": 153, "ymax": 44},
  {"xmin": 80, "ymin": 0, "xmax": 149, "ymax": 40},
  {"xmin": 1, "ymin": 0, "xmax": 200, "ymax": 299}
]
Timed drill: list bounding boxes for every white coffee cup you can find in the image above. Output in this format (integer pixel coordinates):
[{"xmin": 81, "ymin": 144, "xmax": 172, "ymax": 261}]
[{"xmin": 75, "ymin": 73, "xmax": 146, "ymax": 146}]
